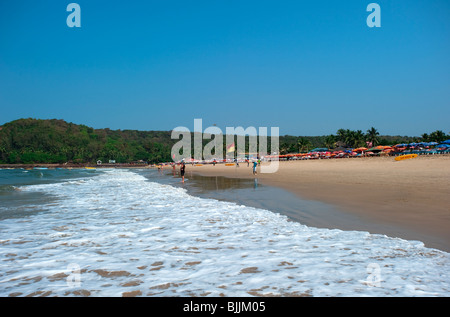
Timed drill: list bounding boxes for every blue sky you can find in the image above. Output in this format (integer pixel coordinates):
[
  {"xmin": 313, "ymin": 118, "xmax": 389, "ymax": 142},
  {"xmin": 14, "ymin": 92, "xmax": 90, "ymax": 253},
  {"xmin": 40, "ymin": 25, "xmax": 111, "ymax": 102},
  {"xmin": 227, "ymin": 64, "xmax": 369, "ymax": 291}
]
[{"xmin": 0, "ymin": 0, "xmax": 449, "ymax": 136}]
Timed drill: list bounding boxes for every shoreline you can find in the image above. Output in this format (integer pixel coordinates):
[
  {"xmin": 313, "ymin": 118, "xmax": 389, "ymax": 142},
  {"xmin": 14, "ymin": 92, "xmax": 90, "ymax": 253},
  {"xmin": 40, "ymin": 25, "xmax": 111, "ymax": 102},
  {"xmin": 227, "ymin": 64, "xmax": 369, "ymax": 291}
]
[
  {"xmin": 0, "ymin": 163, "xmax": 149, "ymax": 169},
  {"xmin": 3, "ymin": 157, "xmax": 449, "ymax": 252},
  {"xmin": 174, "ymin": 173, "xmax": 436, "ymax": 249},
  {"xmin": 184, "ymin": 155, "xmax": 450, "ymax": 252},
  {"xmin": 2, "ymin": 167, "xmax": 449, "ymax": 297}
]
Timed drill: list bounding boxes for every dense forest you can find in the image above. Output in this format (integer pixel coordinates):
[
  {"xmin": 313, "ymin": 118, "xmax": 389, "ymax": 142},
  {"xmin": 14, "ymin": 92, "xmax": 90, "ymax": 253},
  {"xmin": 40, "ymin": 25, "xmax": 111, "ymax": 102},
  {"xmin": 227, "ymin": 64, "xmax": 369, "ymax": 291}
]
[
  {"xmin": 0, "ymin": 118, "xmax": 448, "ymax": 164},
  {"xmin": 0, "ymin": 119, "xmax": 173, "ymax": 164}
]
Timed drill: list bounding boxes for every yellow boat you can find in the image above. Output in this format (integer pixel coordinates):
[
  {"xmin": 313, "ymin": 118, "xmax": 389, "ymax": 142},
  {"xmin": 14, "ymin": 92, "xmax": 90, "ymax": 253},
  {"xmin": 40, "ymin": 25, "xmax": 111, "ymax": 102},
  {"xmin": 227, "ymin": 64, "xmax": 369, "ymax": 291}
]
[
  {"xmin": 85, "ymin": 167, "xmax": 96, "ymax": 170},
  {"xmin": 395, "ymin": 154, "xmax": 418, "ymax": 161}
]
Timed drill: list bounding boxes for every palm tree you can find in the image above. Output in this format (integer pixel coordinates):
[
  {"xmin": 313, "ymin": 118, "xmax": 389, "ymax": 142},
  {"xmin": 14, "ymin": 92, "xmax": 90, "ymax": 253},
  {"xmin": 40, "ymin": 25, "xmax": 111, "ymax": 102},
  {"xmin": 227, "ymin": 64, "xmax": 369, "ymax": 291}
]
[
  {"xmin": 280, "ymin": 143, "xmax": 291, "ymax": 155},
  {"xmin": 337, "ymin": 129, "xmax": 364, "ymax": 148},
  {"xmin": 324, "ymin": 134, "xmax": 336, "ymax": 149},
  {"xmin": 421, "ymin": 133, "xmax": 429, "ymax": 142},
  {"xmin": 366, "ymin": 127, "xmax": 379, "ymax": 147},
  {"xmin": 351, "ymin": 130, "xmax": 366, "ymax": 148},
  {"xmin": 336, "ymin": 129, "xmax": 348, "ymax": 144},
  {"xmin": 297, "ymin": 137, "xmax": 312, "ymax": 153},
  {"xmin": 429, "ymin": 130, "xmax": 446, "ymax": 142}
]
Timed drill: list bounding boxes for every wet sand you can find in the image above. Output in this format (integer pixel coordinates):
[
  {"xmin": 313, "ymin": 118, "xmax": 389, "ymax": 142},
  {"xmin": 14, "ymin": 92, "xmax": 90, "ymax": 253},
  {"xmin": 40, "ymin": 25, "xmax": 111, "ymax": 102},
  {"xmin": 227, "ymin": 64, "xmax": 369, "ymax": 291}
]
[{"xmin": 182, "ymin": 155, "xmax": 450, "ymax": 252}]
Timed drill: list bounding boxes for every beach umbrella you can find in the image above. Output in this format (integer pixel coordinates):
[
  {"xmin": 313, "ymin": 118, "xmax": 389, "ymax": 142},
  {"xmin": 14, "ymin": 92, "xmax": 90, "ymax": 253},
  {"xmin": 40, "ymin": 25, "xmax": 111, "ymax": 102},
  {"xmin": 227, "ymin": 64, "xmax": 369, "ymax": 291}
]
[
  {"xmin": 367, "ymin": 146, "xmax": 385, "ymax": 152},
  {"xmin": 437, "ymin": 144, "xmax": 450, "ymax": 148},
  {"xmin": 332, "ymin": 146, "xmax": 347, "ymax": 152},
  {"xmin": 442, "ymin": 140, "xmax": 450, "ymax": 144},
  {"xmin": 369, "ymin": 145, "xmax": 391, "ymax": 150}
]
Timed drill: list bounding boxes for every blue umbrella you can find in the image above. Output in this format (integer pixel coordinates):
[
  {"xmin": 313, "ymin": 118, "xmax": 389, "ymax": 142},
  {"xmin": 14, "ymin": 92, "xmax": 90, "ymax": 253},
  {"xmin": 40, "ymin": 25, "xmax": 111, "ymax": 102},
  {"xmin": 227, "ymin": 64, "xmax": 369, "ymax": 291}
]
[
  {"xmin": 442, "ymin": 140, "xmax": 450, "ymax": 144},
  {"xmin": 437, "ymin": 144, "xmax": 450, "ymax": 148}
]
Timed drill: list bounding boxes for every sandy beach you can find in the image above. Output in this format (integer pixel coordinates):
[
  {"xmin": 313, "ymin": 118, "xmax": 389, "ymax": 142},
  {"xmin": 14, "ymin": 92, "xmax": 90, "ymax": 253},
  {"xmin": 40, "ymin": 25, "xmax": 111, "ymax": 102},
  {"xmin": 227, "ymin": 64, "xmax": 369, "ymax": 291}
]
[{"xmin": 186, "ymin": 155, "xmax": 450, "ymax": 252}]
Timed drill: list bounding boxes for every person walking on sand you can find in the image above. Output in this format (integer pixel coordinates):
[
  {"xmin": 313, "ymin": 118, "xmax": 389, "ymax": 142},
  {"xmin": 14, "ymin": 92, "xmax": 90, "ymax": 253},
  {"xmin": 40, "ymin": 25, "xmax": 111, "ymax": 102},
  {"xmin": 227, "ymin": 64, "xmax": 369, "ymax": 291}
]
[
  {"xmin": 252, "ymin": 160, "xmax": 257, "ymax": 175},
  {"xmin": 180, "ymin": 162, "xmax": 186, "ymax": 183}
]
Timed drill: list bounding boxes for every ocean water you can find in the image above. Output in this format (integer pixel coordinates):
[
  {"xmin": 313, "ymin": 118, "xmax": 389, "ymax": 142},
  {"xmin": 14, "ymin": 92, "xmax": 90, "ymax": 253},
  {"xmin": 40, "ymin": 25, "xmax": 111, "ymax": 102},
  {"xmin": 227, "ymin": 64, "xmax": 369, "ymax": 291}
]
[{"xmin": 0, "ymin": 168, "xmax": 449, "ymax": 297}]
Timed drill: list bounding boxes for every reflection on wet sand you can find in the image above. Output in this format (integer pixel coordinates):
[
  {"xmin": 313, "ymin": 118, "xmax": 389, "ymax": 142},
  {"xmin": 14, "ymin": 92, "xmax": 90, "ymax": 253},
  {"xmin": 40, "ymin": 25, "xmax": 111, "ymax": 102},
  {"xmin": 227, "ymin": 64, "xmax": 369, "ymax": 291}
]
[{"xmin": 159, "ymin": 170, "xmax": 436, "ymax": 249}]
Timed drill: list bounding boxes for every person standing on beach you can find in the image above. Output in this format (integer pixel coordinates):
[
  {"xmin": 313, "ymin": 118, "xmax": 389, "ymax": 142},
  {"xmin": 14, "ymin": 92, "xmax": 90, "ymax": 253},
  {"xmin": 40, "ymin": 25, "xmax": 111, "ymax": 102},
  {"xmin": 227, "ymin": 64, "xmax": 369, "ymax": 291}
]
[
  {"xmin": 180, "ymin": 162, "xmax": 186, "ymax": 183},
  {"xmin": 252, "ymin": 160, "xmax": 257, "ymax": 175}
]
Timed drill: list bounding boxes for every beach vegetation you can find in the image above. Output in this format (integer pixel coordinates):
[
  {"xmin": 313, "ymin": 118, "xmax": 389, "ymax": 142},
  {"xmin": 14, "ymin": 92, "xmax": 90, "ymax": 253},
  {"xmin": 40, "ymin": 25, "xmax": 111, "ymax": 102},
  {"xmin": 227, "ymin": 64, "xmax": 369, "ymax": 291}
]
[
  {"xmin": 297, "ymin": 137, "xmax": 313, "ymax": 153},
  {"xmin": 324, "ymin": 134, "xmax": 336, "ymax": 149},
  {"xmin": 336, "ymin": 129, "xmax": 366, "ymax": 148},
  {"xmin": 0, "ymin": 118, "xmax": 173, "ymax": 164},
  {"xmin": 428, "ymin": 130, "xmax": 447, "ymax": 143},
  {"xmin": 366, "ymin": 127, "xmax": 380, "ymax": 146},
  {"xmin": 0, "ymin": 119, "xmax": 448, "ymax": 164}
]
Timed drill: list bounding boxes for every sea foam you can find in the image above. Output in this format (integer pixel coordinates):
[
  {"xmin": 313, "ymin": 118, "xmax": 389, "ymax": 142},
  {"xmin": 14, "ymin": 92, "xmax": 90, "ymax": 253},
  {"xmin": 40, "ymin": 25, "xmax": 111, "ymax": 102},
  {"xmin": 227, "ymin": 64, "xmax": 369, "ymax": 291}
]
[{"xmin": 0, "ymin": 169, "xmax": 448, "ymax": 297}]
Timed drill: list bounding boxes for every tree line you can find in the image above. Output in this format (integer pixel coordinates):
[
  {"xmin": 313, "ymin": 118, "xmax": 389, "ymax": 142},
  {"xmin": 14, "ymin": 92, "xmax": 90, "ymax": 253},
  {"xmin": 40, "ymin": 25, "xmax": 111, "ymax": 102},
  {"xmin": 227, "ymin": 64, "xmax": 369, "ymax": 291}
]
[
  {"xmin": 0, "ymin": 119, "xmax": 448, "ymax": 163},
  {"xmin": 279, "ymin": 127, "xmax": 449, "ymax": 155},
  {"xmin": 0, "ymin": 119, "xmax": 173, "ymax": 164}
]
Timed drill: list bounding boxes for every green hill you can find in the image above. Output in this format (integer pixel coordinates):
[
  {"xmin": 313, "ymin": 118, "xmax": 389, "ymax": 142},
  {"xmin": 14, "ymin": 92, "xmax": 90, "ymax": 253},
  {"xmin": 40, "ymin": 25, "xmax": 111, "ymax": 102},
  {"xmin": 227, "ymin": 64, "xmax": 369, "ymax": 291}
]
[
  {"xmin": 0, "ymin": 118, "xmax": 173, "ymax": 164},
  {"xmin": 0, "ymin": 118, "xmax": 447, "ymax": 164}
]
